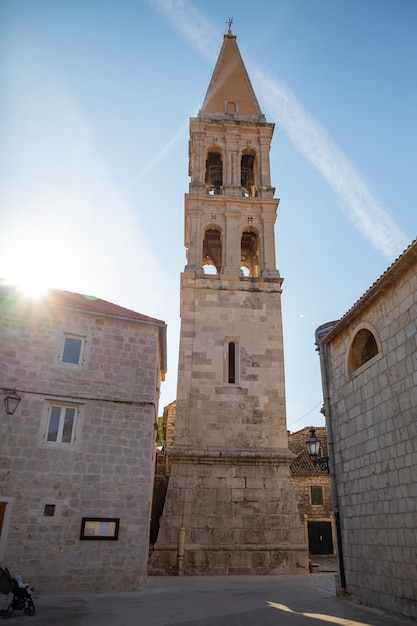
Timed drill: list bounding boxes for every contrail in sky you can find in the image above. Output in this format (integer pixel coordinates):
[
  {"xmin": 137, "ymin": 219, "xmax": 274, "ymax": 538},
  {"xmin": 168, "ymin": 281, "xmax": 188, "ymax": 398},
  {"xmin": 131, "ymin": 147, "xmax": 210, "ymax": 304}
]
[
  {"xmin": 251, "ymin": 67, "xmax": 408, "ymax": 260},
  {"xmin": 150, "ymin": 0, "xmax": 408, "ymax": 261},
  {"xmin": 125, "ymin": 120, "xmax": 189, "ymax": 193}
]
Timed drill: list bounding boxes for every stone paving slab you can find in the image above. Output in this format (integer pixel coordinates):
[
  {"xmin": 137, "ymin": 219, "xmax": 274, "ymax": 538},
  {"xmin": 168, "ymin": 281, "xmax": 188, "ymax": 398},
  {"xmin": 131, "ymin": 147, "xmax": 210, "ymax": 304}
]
[{"xmin": 0, "ymin": 573, "xmax": 411, "ymax": 625}]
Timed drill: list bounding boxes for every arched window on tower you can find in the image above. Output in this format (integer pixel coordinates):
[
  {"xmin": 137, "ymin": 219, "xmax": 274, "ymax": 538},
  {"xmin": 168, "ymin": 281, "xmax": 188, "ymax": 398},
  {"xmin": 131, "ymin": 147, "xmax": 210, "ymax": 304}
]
[
  {"xmin": 224, "ymin": 339, "xmax": 239, "ymax": 384},
  {"xmin": 348, "ymin": 327, "xmax": 379, "ymax": 374},
  {"xmin": 205, "ymin": 151, "xmax": 223, "ymax": 195},
  {"xmin": 241, "ymin": 151, "xmax": 256, "ymax": 197},
  {"xmin": 240, "ymin": 229, "xmax": 259, "ymax": 277},
  {"xmin": 202, "ymin": 228, "xmax": 222, "ymax": 274}
]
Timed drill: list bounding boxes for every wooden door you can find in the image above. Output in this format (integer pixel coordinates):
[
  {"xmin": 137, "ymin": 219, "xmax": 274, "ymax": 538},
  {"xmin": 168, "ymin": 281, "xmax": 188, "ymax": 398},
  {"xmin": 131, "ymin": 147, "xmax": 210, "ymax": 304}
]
[{"xmin": 308, "ymin": 521, "xmax": 333, "ymax": 555}]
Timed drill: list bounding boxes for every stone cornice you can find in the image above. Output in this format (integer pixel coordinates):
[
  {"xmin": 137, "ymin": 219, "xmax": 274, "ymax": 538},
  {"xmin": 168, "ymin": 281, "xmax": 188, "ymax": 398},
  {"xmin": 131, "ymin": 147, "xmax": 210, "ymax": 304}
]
[{"xmin": 168, "ymin": 447, "xmax": 295, "ymax": 465}]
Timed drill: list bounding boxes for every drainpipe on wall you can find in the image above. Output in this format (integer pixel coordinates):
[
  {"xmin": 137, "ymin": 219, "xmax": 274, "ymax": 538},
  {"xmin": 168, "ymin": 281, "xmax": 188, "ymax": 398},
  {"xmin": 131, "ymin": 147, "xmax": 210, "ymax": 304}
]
[{"xmin": 315, "ymin": 322, "xmax": 346, "ymax": 591}]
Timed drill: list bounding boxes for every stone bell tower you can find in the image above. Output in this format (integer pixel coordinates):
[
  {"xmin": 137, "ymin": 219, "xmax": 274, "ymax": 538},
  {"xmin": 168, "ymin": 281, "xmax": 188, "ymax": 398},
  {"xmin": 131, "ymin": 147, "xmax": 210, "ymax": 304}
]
[{"xmin": 149, "ymin": 29, "xmax": 307, "ymax": 575}]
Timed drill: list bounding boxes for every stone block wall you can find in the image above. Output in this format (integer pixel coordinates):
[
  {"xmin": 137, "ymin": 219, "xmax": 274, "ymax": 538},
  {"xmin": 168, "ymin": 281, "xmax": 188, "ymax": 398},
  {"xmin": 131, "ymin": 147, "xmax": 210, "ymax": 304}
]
[
  {"xmin": 175, "ymin": 273, "xmax": 288, "ymax": 451},
  {"xmin": 150, "ymin": 272, "xmax": 308, "ymax": 575},
  {"xmin": 288, "ymin": 428, "xmax": 334, "ymax": 552},
  {"xmin": 291, "ymin": 474, "xmax": 333, "ymax": 521},
  {"xmin": 323, "ymin": 252, "xmax": 417, "ymax": 619},
  {"xmin": 0, "ymin": 293, "xmax": 163, "ymax": 593},
  {"xmin": 150, "ymin": 454, "xmax": 307, "ymax": 576}
]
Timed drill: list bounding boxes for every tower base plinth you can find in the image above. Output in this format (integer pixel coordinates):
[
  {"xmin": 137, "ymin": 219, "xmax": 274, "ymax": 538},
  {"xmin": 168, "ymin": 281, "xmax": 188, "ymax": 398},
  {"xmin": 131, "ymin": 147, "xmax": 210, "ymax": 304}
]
[
  {"xmin": 148, "ymin": 451, "xmax": 308, "ymax": 576},
  {"xmin": 149, "ymin": 545, "xmax": 308, "ymax": 576}
]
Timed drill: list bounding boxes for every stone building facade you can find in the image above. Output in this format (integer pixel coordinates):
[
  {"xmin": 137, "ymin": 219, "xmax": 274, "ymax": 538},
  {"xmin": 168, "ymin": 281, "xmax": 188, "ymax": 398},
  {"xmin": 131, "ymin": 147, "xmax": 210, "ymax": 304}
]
[
  {"xmin": 288, "ymin": 428, "xmax": 335, "ymax": 556},
  {"xmin": 161, "ymin": 400, "xmax": 176, "ymax": 453},
  {"xmin": 316, "ymin": 239, "xmax": 417, "ymax": 620},
  {"xmin": 0, "ymin": 281, "xmax": 166, "ymax": 594},
  {"xmin": 149, "ymin": 29, "xmax": 307, "ymax": 576}
]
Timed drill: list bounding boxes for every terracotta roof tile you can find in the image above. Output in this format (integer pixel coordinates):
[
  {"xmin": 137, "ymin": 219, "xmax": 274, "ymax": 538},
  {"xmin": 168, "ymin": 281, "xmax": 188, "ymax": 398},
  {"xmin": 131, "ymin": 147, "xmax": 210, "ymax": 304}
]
[
  {"xmin": 0, "ymin": 280, "xmax": 165, "ymax": 325},
  {"xmin": 288, "ymin": 427, "xmax": 328, "ymax": 475},
  {"xmin": 290, "ymin": 450, "xmax": 325, "ymax": 476}
]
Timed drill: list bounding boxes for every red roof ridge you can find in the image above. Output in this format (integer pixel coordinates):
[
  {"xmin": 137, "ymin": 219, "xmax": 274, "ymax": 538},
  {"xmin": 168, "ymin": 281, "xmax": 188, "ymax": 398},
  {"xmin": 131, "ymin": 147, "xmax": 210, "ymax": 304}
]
[{"xmin": 0, "ymin": 280, "xmax": 165, "ymax": 325}]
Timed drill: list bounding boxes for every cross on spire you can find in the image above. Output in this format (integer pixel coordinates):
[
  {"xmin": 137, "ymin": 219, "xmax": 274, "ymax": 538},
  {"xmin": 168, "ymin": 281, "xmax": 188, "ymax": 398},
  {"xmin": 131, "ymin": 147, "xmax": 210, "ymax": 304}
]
[{"xmin": 226, "ymin": 17, "xmax": 233, "ymax": 32}]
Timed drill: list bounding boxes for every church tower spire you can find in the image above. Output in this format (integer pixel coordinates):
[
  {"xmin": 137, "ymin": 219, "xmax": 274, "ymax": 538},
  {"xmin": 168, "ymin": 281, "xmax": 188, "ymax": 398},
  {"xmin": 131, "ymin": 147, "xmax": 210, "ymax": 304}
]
[
  {"xmin": 200, "ymin": 28, "xmax": 263, "ymax": 119},
  {"xmin": 149, "ymin": 29, "xmax": 307, "ymax": 576},
  {"xmin": 185, "ymin": 29, "xmax": 278, "ymax": 278}
]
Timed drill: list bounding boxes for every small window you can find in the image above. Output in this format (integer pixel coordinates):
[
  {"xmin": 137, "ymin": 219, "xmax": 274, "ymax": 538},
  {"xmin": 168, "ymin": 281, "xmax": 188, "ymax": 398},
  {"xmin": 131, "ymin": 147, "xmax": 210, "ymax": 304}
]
[
  {"xmin": 61, "ymin": 335, "xmax": 84, "ymax": 365},
  {"xmin": 46, "ymin": 405, "xmax": 78, "ymax": 445},
  {"xmin": 39, "ymin": 497, "xmax": 62, "ymax": 522},
  {"xmin": 228, "ymin": 342, "xmax": 236, "ymax": 384},
  {"xmin": 43, "ymin": 504, "xmax": 56, "ymax": 517},
  {"xmin": 310, "ymin": 486, "xmax": 324, "ymax": 505},
  {"xmin": 224, "ymin": 338, "xmax": 239, "ymax": 385}
]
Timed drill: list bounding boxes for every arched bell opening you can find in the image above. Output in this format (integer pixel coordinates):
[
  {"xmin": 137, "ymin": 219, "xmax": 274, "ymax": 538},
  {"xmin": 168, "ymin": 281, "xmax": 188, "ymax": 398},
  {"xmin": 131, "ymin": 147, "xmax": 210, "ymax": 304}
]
[
  {"xmin": 205, "ymin": 151, "xmax": 223, "ymax": 195},
  {"xmin": 241, "ymin": 150, "xmax": 256, "ymax": 197},
  {"xmin": 202, "ymin": 227, "xmax": 222, "ymax": 274},
  {"xmin": 240, "ymin": 229, "xmax": 259, "ymax": 277}
]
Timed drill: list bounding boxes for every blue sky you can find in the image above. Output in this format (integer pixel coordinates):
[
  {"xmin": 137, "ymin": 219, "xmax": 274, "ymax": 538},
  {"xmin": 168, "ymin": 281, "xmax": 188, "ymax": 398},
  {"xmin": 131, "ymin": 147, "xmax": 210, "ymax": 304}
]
[{"xmin": 1, "ymin": 0, "xmax": 416, "ymax": 431}]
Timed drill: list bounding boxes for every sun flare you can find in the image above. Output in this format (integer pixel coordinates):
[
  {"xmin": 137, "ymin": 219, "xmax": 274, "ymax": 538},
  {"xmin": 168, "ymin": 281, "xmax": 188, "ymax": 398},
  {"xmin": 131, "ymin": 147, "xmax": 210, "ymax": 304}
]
[
  {"xmin": 2, "ymin": 224, "xmax": 66, "ymax": 298},
  {"xmin": 13, "ymin": 275, "xmax": 51, "ymax": 298}
]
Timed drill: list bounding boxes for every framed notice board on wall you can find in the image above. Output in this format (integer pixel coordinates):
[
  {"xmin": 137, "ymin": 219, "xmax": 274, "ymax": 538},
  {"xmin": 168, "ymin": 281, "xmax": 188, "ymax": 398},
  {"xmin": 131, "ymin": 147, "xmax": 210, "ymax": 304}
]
[{"xmin": 80, "ymin": 517, "xmax": 120, "ymax": 540}]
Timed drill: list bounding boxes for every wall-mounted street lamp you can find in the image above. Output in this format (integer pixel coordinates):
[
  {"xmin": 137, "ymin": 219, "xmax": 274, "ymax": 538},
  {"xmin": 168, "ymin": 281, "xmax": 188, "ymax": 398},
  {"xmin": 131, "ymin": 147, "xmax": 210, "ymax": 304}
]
[
  {"xmin": 2, "ymin": 389, "xmax": 22, "ymax": 415},
  {"xmin": 306, "ymin": 427, "xmax": 330, "ymax": 473}
]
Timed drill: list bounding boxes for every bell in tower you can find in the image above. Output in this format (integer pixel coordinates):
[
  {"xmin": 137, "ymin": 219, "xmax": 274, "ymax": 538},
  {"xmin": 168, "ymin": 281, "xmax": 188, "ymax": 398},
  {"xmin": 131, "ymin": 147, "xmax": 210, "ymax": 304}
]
[
  {"xmin": 205, "ymin": 151, "xmax": 223, "ymax": 195},
  {"xmin": 241, "ymin": 151, "xmax": 255, "ymax": 197},
  {"xmin": 149, "ymin": 28, "xmax": 308, "ymax": 576}
]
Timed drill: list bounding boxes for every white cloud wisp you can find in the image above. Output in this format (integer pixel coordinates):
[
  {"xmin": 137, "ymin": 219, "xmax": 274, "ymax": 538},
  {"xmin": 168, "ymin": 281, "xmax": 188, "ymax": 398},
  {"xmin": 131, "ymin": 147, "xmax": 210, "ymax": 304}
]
[
  {"xmin": 251, "ymin": 67, "xmax": 408, "ymax": 260},
  {"xmin": 151, "ymin": 0, "xmax": 408, "ymax": 261}
]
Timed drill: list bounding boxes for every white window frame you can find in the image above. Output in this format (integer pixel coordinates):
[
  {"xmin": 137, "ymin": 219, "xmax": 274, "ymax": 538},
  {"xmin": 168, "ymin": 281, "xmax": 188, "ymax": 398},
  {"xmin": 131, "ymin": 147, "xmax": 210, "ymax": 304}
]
[
  {"xmin": 40, "ymin": 402, "xmax": 82, "ymax": 449},
  {"xmin": 61, "ymin": 334, "xmax": 85, "ymax": 366}
]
